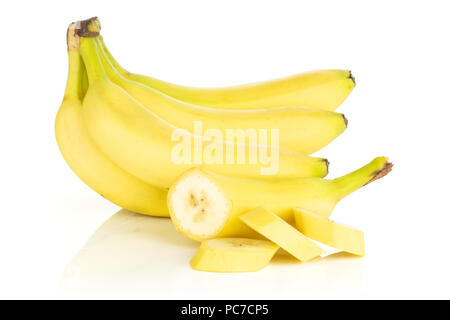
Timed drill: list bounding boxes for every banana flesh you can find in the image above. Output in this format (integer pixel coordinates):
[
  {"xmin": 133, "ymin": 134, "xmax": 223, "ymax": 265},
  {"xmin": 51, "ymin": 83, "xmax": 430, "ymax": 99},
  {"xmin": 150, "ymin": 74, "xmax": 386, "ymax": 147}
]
[
  {"xmin": 239, "ymin": 208, "xmax": 323, "ymax": 262},
  {"xmin": 190, "ymin": 238, "xmax": 279, "ymax": 273},
  {"xmin": 294, "ymin": 208, "xmax": 365, "ymax": 256}
]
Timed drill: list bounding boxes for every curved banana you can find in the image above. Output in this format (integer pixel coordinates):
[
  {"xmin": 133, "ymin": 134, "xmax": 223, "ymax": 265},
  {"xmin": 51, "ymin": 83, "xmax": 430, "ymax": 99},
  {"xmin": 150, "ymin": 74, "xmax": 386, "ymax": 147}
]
[
  {"xmin": 55, "ymin": 23, "xmax": 169, "ymax": 217},
  {"xmin": 79, "ymin": 36, "xmax": 330, "ymax": 188},
  {"xmin": 98, "ymin": 36, "xmax": 355, "ymax": 111},
  {"xmin": 167, "ymin": 157, "xmax": 393, "ymax": 241},
  {"xmin": 95, "ymin": 37, "xmax": 347, "ymax": 155}
]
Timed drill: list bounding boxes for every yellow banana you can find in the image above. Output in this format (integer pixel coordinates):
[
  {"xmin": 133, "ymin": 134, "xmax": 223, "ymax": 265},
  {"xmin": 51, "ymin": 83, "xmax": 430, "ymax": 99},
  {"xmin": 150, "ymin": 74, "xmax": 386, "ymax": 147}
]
[
  {"xmin": 239, "ymin": 207, "xmax": 323, "ymax": 262},
  {"xmin": 55, "ymin": 23, "xmax": 169, "ymax": 217},
  {"xmin": 98, "ymin": 35, "xmax": 355, "ymax": 111},
  {"xmin": 95, "ymin": 37, "xmax": 347, "ymax": 155},
  {"xmin": 294, "ymin": 208, "xmax": 365, "ymax": 256},
  {"xmin": 190, "ymin": 238, "xmax": 279, "ymax": 273},
  {"xmin": 79, "ymin": 35, "xmax": 330, "ymax": 189},
  {"xmin": 167, "ymin": 157, "xmax": 393, "ymax": 241}
]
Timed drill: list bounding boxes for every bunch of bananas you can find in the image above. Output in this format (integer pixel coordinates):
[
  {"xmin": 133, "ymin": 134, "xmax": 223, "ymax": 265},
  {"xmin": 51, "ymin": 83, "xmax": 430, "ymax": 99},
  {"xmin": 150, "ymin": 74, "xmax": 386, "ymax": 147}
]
[{"xmin": 56, "ymin": 18, "xmax": 392, "ymax": 272}]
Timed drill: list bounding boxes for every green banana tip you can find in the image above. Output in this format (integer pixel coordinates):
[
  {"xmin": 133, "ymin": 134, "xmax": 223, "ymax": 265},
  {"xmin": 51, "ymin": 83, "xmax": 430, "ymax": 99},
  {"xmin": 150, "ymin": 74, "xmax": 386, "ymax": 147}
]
[{"xmin": 75, "ymin": 17, "xmax": 101, "ymax": 38}]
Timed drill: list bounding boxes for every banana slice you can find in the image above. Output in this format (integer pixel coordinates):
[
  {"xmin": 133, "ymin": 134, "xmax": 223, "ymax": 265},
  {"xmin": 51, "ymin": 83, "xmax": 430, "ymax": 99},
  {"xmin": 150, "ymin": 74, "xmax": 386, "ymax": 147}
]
[
  {"xmin": 239, "ymin": 207, "xmax": 323, "ymax": 262},
  {"xmin": 294, "ymin": 208, "xmax": 364, "ymax": 256},
  {"xmin": 190, "ymin": 238, "xmax": 279, "ymax": 273}
]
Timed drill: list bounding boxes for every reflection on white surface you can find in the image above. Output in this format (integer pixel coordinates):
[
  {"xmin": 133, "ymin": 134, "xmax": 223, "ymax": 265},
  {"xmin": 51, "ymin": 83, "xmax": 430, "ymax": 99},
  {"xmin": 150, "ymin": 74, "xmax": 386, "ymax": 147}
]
[{"xmin": 60, "ymin": 209, "xmax": 364, "ymax": 298}]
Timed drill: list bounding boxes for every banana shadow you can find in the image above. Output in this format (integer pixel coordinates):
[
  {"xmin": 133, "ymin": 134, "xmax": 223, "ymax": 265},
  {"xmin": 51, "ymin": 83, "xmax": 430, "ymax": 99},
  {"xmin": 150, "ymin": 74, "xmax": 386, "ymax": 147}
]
[
  {"xmin": 59, "ymin": 209, "xmax": 198, "ymax": 293},
  {"xmin": 59, "ymin": 209, "xmax": 364, "ymax": 295},
  {"xmin": 80, "ymin": 209, "xmax": 197, "ymax": 249}
]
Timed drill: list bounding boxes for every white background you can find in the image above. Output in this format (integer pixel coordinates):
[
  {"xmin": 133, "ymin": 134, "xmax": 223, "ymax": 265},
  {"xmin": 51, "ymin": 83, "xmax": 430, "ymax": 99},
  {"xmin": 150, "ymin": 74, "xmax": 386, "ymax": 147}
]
[{"xmin": 0, "ymin": 0, "xmax": 449, "ymax": 299}]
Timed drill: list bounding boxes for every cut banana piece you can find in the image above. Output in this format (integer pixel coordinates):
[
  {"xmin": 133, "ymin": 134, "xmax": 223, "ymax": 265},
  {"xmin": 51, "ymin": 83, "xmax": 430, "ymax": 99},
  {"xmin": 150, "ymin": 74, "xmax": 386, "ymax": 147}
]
[
  {"xmin": 190, "ymin": 238, "xmax": 279, "ymax": 273},
  {"xmin": 294, "ymin": 208, "xmax": 365, "ymax": 256},
  {"xmin": 239, "ymin": 208, "xmax": 323, "ymax": 262}
]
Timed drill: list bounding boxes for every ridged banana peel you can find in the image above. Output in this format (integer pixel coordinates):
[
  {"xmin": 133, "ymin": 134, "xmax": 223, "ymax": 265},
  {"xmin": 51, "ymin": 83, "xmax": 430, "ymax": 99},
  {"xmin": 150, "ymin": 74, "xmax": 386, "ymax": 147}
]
[
  {"xmin": 190, "ymin": 238, "xmax": 279, "ymax": 273},
  {"xmin": 294, "ymin": 208, "xmax": 365, "ymax": 256},
  {"xmin": 79, "ymin": 37, "xmax": 333, "ymax": 188},
  {"xmin": 95, "ymin": 35, "xmax": 347, "ymax": 155}
]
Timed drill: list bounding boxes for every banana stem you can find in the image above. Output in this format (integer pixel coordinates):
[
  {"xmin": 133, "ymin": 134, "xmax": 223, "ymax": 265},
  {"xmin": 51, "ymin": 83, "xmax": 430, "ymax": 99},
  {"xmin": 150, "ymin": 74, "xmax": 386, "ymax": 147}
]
[
  {"xmin": 79, "ymin": 36, "xmax": 107, "ymax": 84},
  {"xmin": 98, "ymin": 36, "xmax": 128, "ymax": 76},
  {"xmin": 333, "ymin": 157, "xmax": 393, "ymax": 200},
  {"xmin": 75, "ymin": 17, "xmax": 101, "ymax": 37},
  {"xmin": 94, "ymin": 37, "xmax": 123, "ymax": 82}
]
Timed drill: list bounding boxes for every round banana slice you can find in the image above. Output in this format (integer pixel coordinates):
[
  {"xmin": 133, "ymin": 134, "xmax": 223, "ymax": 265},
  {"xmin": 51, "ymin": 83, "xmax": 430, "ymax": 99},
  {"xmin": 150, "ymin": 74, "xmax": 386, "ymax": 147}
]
[
  {"xmin": 294, "ymin": 208, "xmax": 364, "ymax": 256},
  {"xmin": 190, "ymin": 238, "xmax": 279, "ymax": 273},
  {"xmin": 239, "ymin": 207, "xmax": 323, "ymax": 262}
]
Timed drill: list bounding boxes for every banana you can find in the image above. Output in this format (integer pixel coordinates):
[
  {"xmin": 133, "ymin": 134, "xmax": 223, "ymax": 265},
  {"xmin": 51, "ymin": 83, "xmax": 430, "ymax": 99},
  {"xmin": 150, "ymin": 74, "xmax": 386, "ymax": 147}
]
[
  {"xmin": 294, "ymin": 208, "xmax": 365, "ymax": 256},
  {"xmin": 167, "ymin": 157, "xmax": 392, "ymax": 241},
  {"xmin": 79, "ymin": 35, "xmax": 331, "ymax": 188},
  {"xmin": 190, "ymin": 238, "xmax": 279, "ymax": 273},
  {"xmin": 95, "ymin": 37, "xmax": 347, "ymax": 155},
  {"xmin": 98, "ymin": 35, "xmax": 355, "ymax": 111},
  {"xmin": 55, "ymin": 23, "xmax": 169, "ymax": 217},
  {"xmin": 239, "ymin": 208, "xmax": 323, "ymax": 262}
]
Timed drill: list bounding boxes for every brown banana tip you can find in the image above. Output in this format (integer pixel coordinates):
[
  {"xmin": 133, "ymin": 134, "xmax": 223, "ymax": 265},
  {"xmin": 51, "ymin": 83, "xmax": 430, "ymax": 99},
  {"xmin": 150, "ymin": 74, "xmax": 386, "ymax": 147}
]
[
  {"xmin": 348, "ymin": 70, "xmax": 356, "ymax": 85},
  {"xmin": 323, "ymin": 158, "xmax": 330, "ymax": 171},
  {"xmin": 75, "ymin": 16, "xmax": 101, "ymax": 38},
  {"xmin": 343, "ymin": 114, "xmax": 348, "ymax": 127},
  {"xmin": 364, "ymin": 162, "xmax": 393, "ymax": 186}
]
